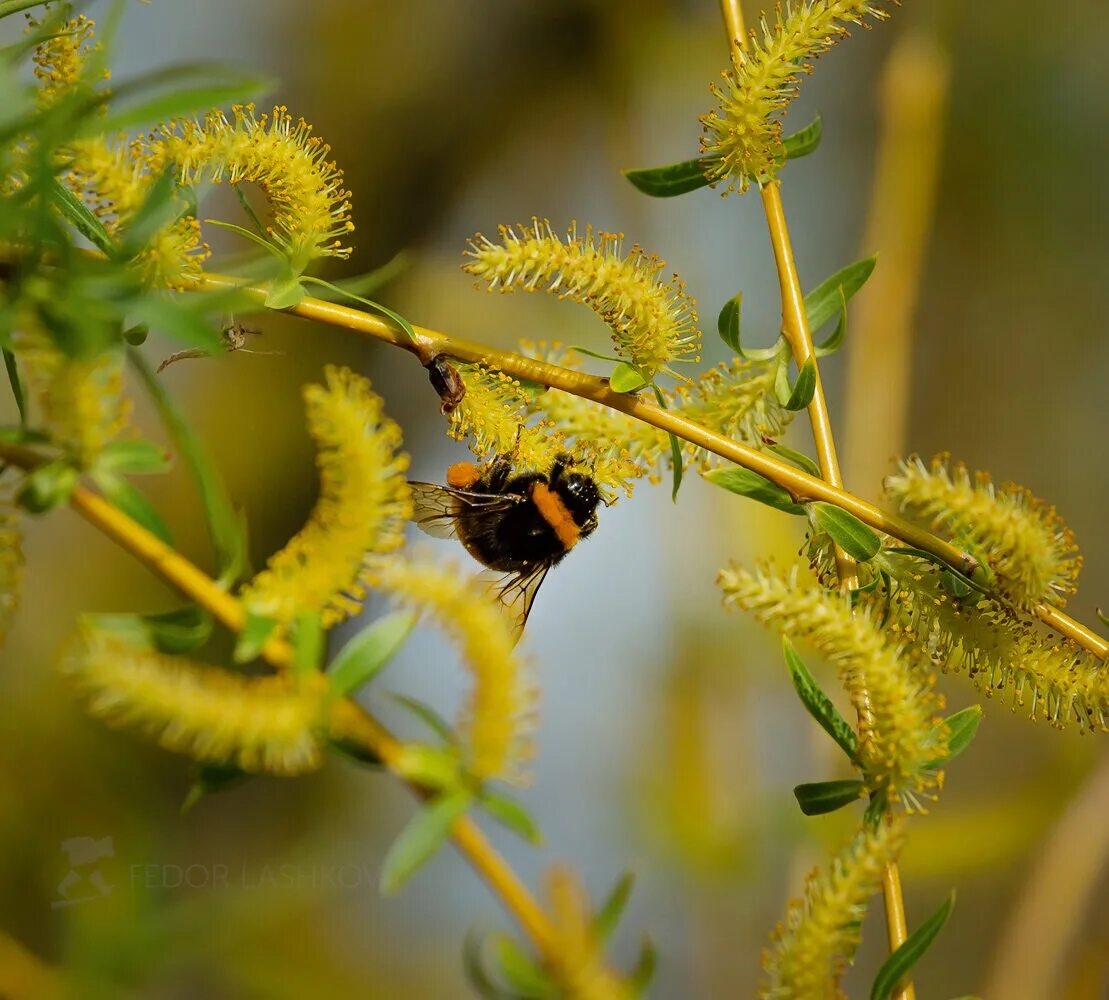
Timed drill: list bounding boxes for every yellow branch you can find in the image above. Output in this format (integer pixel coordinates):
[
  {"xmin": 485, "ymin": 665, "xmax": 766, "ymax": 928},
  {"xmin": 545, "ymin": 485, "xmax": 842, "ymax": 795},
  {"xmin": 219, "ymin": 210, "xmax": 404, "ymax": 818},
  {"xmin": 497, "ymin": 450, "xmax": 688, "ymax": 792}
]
[
  {"xmin": 190, "ymin": 272, "xmax": 1108, "ymax": 663},
  {"xmin": 0, "ymin": 446, "xmax": 561, "ymax": 967}
]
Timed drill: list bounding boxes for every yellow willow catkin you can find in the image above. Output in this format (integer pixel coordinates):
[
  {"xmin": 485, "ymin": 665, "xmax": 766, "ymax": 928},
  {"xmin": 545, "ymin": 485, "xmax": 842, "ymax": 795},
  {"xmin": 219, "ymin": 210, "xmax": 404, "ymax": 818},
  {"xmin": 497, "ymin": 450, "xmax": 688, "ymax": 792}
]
[
  {"xmin": 373, "ymin": 559, "xmax": 534, "ymax": 783},
  {"xmin": 0, "ymin": 484, "xmax": 23, "ymax": 650},
  {"xmin": 10, "ymin": 321, "xmax": 129, "ymax": 467},
  {"xmin": 240, "ymin": 366, "xmax": 411, "ymax": 628},
  {"xmin": 884, "ymin": 455, "xmax": 1081, "ymax": 611},
  {"xmin": 719, "ymin": 564, "xmax": 943, "ymax": 808},
  {"xmin": 879, "ymin": 560, "xmax": 1107, "ymax": 732},
  {"xmin": 30, "ymin": 13, "xmax": 101, "ymax": 108},
  {"xmin": 762, "ymin": 818, "xmax": 904, "ymax": 1000},
  {"xmin": 60, "ymin": 626, "xmax": 329, "ymax": 775},
  {"xmin": 702, "ymin": 0, "xmax": 891, "ymax": 192},
  {"xmin": 449, "ymin": 360, "xmax": 641, "ymax": 497},
  {"xmin": 464, "ymin": 219, "xmax": 700, "ymax": 378}
]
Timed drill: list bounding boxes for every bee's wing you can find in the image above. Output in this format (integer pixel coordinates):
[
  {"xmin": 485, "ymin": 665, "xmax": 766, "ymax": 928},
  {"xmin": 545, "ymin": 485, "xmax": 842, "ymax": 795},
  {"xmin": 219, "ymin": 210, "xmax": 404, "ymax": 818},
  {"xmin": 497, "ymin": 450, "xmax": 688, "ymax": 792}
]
[
  {"xmin": 408, "ymin": 481, "xmax": 524, "ymax": 540},
  {"xmin": 473, "ymin": 563, "xmax": 552, "ymax": 644}
]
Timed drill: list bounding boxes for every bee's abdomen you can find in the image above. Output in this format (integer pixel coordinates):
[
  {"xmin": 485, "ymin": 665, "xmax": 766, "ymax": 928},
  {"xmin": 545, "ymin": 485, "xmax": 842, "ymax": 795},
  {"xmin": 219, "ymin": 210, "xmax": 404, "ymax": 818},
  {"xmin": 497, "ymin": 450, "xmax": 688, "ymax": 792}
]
[{"xmin": 457, "ymin": 502, "xmax": 565, "ymax": 572}]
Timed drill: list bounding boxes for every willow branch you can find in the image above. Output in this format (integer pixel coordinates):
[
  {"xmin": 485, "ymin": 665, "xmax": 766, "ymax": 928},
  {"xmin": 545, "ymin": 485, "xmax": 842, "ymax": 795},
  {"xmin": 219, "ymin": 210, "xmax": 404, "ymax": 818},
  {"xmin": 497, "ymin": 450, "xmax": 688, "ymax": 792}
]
[
  {"xmin": 0, "ymin": 443, "xmax": 561, "ymax": 965},
  {"xmin": 191, "ymin": 272, "xmax": 1108, "ymax": 663}
]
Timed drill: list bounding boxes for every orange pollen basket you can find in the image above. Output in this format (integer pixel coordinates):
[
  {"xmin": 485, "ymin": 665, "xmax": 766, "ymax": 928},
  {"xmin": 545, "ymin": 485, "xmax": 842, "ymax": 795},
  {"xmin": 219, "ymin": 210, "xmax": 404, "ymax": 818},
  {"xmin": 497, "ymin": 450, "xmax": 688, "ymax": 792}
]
[
  {"xmin": 446, "ymin": 461, "xmax": 481, "ymax": 489},
  {"xmin": 530, "ymin": 483, "xmax": 580, "ymax": 550}
]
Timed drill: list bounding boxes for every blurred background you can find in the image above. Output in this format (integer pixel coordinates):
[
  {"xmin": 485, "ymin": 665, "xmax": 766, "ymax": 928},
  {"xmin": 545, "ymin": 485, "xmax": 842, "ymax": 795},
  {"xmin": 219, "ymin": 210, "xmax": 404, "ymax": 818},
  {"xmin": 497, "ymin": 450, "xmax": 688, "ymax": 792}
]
[{"xmin": 1, "ymin": 0, "xmax": 1107, "ymax": 996}]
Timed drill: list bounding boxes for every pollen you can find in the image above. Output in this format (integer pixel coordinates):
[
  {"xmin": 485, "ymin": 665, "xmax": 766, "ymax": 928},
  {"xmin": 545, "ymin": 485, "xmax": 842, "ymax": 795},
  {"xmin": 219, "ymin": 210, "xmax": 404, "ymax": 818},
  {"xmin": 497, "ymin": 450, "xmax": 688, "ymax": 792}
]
[
  {"xmin": 446, "ymin": 461, "xmax": 481, "ymax": 489},
  {"xmin": 464, "ymin": 219, "xmax": 700, "ymax": 379}
]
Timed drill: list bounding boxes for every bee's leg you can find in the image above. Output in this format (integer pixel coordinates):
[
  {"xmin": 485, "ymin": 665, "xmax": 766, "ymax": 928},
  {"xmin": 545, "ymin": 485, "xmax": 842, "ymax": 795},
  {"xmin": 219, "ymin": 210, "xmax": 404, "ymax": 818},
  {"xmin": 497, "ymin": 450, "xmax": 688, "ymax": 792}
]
[
  {"xmin": 486, "ymin": 455, "xmax": 514, "ymax": 492},
  {"xmin": 548, "ymin": 454, "xmax": 568, "ymax": 484}
]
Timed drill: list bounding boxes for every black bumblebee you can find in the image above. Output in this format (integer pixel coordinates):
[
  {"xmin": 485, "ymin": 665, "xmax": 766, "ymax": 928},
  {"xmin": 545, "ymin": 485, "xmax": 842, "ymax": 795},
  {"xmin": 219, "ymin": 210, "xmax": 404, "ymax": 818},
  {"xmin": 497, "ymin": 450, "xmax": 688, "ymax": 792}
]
[{"xmin": 409, "ymin": 454, "xmax": 603, "ymax": 638}]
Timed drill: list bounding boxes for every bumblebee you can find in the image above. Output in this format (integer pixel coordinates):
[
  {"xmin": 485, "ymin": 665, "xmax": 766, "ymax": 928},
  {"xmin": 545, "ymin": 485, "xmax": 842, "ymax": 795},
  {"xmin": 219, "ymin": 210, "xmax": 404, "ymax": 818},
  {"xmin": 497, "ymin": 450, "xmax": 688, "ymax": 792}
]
[{"xmin": 409, "ymin": 454, "xmax": 603, "ymax": 637}]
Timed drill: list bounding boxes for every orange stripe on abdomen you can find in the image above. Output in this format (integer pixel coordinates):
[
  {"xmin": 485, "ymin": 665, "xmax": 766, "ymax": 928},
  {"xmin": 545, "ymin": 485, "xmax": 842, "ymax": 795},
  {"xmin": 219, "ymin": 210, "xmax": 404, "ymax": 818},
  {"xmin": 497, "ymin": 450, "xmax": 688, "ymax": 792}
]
[{"xmin": 530, "ymin": 483, "xmax": 580, "ymax": 550}]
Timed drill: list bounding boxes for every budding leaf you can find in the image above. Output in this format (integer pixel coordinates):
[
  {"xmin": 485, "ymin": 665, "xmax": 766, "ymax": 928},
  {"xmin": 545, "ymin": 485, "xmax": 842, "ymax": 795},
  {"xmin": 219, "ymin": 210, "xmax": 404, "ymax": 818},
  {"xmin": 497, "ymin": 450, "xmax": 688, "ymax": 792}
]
[
  {"xmin": 234, "ymin": 611, "xmax": 278, "ymax": 663},
  {"xmin": 90, "ymin": 470, "xmax": 173, "ymax": 544},
  {"xmin": 780, "ymin": 357, "xmax": 817, "ymax": 411},
  {"xmin": 765, "ymin": 442, "xmax": 821, "ymax": 478},
  {"xmin": 3, "ymin": 348, "xmax": 26, "ymax": 426},
  {"xmin": 379, "ymin": 789, "xmax": 473, "ymax": 895},
  {"xmin": 783, "ymin": 638, "xmax": 858, "ymax": 759},
  {"xmin": 623, "ymin": 156, "xmax": 723, "ymax": 197},
  {"xmin": 16, "ymin": 461, "xmax": 77, "ymax": 514},
  {"xmin": 716, "ymin": 292, "xmax": 783, "ymax": 361},
  {"xmin": 143, "ymin": 605, "xmax": 213, "ymax": 655},
  {"xmin": 629, "ymin": 937, "xmax": 658, "ymax": 996},
  {"xmin": 95, "ymin": 439, "xmax": 172, "ymax": 476},
  {"xmin": 329, "ymin": 610, "xmax": 416, "ymax": 696},
  {"xmin": 923, "ymin": 705, "xmax": 982, "ymax": 770},
  {"xmin": 479, "ymin": 790, "xmax": 542, "ymax": 845},
  {"xmin": 870, "ymin": 892, "xmax": 956, "ymax": 1000},
  {"xmin": 492, "ymin": 934, "xmax": 553, "ymax": 996},
  {"xmin": 814, "ymin": 286, "xmax": 848, "ymax": 357},
  {"xmin": 804, "ymin": 255, "xmax": 877, "ymax": 332},
  {"xmin": 704, "ymin": 466, "xmax": 804, "ymax": 515},
  {"xmin": 265, "ymin": 271, "xmax": 306, "ymax": 310},
  {"xmin": 593, "ymin": 870, "xmax": 636, "ymax": 944},
  {"xmin": 388, "ymin": 693, "xmax": 457, "ymax": 746},
  {"xmin": 793, "ymin": 779, "xmax": 866, "ymax": 815},
  {"xmin": 807, "ymin": 502, "xmax": 882, "ymax": 561},
  {"xmin": 609, "ymin": 363, "xmax": 648, "ymax": 393},
  {"xmin": 782, "ymin": 113, "xmax": 823, "ymax": 159}
]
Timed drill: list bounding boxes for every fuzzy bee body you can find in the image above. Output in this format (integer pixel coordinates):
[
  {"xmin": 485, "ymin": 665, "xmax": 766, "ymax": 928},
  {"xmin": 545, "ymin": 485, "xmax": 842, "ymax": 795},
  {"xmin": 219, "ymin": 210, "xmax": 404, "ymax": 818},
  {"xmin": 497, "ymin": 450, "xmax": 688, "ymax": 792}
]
[{"xmin": 409, "ymin": 454, "xmax": 602, "ymax": 637}]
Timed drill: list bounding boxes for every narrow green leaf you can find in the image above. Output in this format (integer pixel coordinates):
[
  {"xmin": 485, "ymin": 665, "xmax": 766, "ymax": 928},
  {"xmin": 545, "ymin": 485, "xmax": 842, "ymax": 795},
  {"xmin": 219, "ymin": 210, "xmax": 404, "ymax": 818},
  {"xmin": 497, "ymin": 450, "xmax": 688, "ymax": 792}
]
[
  {"xmin": 463, "ymin": 931, "xmax": 526, "ymax": 1000},
  {"xmin": 623, "ymin": 156, "xmax": 722, "ymax": 197},
  {"xmin": 814, "ymin": 286, "xmax": 848, "ymax": 357},
  {"xmin": 864, "ymin": 787, "xmax": 889, "ymax": 829},
  {"xmin": 880, "ymin": 547, "xmax": 990, "ymax": 596},
  {"xmin": 49, "ymin": 177, "xmax": 114, "ymax": 254},
  {"xmin": 94, "ymin": 439, "xmax": 172, "ymax": 475},
  {"xmin": 305, "ymin": 251, "xmax": 411, "ymax": 301},
  {"xmin": 793, "ymin": 779, "xmax": 866, "ymax": 816},
  {"xmin": 143, "ymin": 605, "xmax": 212, "ymax": 655},
  {"xmin": 765, "ymin": 442, "xmax": 820, "ymax": 478},
  {"xmin": 566, "ymin": 345, "xmax": 623, "ymax": 364},
  {"xmin": 329, "ymin": 610, "xmax": 416, "ymax": 696},
  {"xmin": 1097, "ymin": 608, "xmax": 1109, "ymax": 628},
  {"xmin": 90, "ymin": 470, "xmax": 172, "ymax": 544},
  {"xmin": 781, "ymin": 357, "xmax": 817, "ymax": 411},
  {"xmin": 234, "ymin": 611, "xmax": 277, "ymax": 664},
  {"xmin": 300, "ymin": 276, "xmax": 419, "ymax": 344},
  {"xmin": 923, "ymin": 705, "xmax": 982, "ymax": 770},
  {"xmin": 628, "ymin": 937, "xmax": 658, "ymax": 996},
  {"xmin": 204, "ymin": 218, "xmax": 286, "ymax": 261},
  {"xmin": 389, "ymin": 693, "xmax": 457, "ymax": 746},
  {"xmin": 479, "ymin": 790, "xmax": 542, "ymax": 845},
  {"xmin": 116, "ymin": 165, "xmax": 184, "ymax": 259},
  {"xmin": 492, "ymin": 934, "xmax": 554, "ymax": 997},
  {"xmin": 803, "ymin": 255, "xmax": 877, "ymax": 332},
  {"xmin": 783, "ymin": 638, "xmax": 858, "ymax": 758},
  {"xmin": 391, "ymin": 744, "xmax": 461, "ymax": 791},
  {"xmin": 782, "ymin": 113, "xmax": 823, "ymax": 159},
  {"xmin": 807, "ymin": 502, "xmax": 881, "ymax": 561},
  {"xmin": 291, "ymin": 611, "xmax": 324, "ymax": 676},
  {"xmin": 128, "ymin": 295, "xmax": 223, "ymax": 351},
  {"xmin": 379, "ymin": 789, "xmax": 472, "ymax": 895},
  {"xmin": 651, "ymin": 385, "xmax": 683, "ymax": 502},
  {"xmin": 593, "ymin": 870, "xmax": 635, "ymax": 944},
  {"xmin": 716, "ymin": 292, "xmax": 783, "ymax": 361},
  {"xmin": 704, "ymin": 465, "xmax": 804, "ymax": 515},
  {"xmin": 265, "ymin": 272, "xmax": 307, "ymax": 310},
  {"xmin": 2, "ymin": 348, "xmax": 26, "ymax": 426},
  {"xmin": 609, "ymin": 363, "xmax": 648, "ymax": 393},
  {"xmin": 232, "ymin": 183, "xmax": 267, "ymax": 237},
  {"xmin": 129, "ymin": 350, "xmax": 248, "ymax": 583},
  {"xmin": 870, "ymin": 892, "xmax": 956, "ymax": 1000},
  {"xmin": 181, "ymin": 762, "xmax": 248, "ymax": 814}
]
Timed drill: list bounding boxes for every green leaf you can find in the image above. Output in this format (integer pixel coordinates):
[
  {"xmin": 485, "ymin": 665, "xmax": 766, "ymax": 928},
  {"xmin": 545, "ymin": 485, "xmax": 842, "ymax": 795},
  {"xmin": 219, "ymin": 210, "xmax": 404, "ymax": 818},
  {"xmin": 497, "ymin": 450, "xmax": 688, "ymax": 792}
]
[
  {"xmin": 115, "ymin": 165, "xmax": 185, "ymax": 259},
  {"xmin": 143, "ymin": 605, "xmax": 212, "ymax": 655},
  {"xmin": 567, "ymin": 345, "xmax": 624, "ymax": 364},
  {"xmin": 479, "ymin": 790, "xmax": 542, "ymax": 845},
  {"xmin": 793, "ymin": 779, "xmax": 866, "ymax": 816},
  {"xmin": 300, "ymin": 276, "xmax": 419, "ymax": 344},
  {"xmin": 389, "ymin": 693, "xmax": 457, "ymax": 746},
  {"xmin": 807, "ymin": 502, "xmax": 881, "ymax": 561},
  {"xmin": 765, "ymin": 442, "xmax": 820, "ymax": 478},
  {"xmin": 265, "ymin": 271, "xmax": 307, "ymax": 310},
  {"xmin": 181, "ymin": 762, "xmax": 248, "ymax": 814},
  {"xmin": 305, "ymin": 251, "xmax": 412, "ymax": 301},
  {"xmin": 204, "ymin": 218, "xmax": 286, "ymax": 262},
  {"xmin": 96, "ymin": 64, "xmax": 273, "ymax": 134},
  {"xmin": 593, "ymin": 870, "xmax": 635, "ymax": 944},
  {"xmin": 803, "ymin": 255, "xmax": 877, "ymax": 332},
  {"xmin": 123, "ymin": 325, "xmax": 149, "ymax": 346},
  {"xmin": 49, "ymin": 177, "xmax": 115, "ymax": 254},
  {"xmin": 782, "ymin": 113, "xmax": 823, "ymax": 159},
  {"xmin": 609, "ymin": 363, "xmax": 648, "ymax": 393},
  {"xmin": 779, "ymin": 357, "xmax": 817, "ymax": 411},
  {"xmin": 651, "ymin": 384, "xmax": 683, "ymax": 502},
  {"xmin": 234, "ymin": 611, "xmax": 277, "ymax": 664},
  {"xmin": 391, "ymin": 744, "xmax": 461, "ymax": 791},
  {"xmin": 492, "ymin": 935, "xmax": 553, "ymax": 998},
  {"xmin": 89, "ymin": 470, "xmax": 173, "ymax": 544},
  {"xmin": 128, "ymin": 295, "xmax": 223, "ymax": 352},
  {"xmin": 870, "ymin": 892, "xmax": 956, "ymax": 1000},
  {"xmin": 716, "ymin": 292, "xmax": 784, "ymax": 361},
  {"xmin": 864, "ymin": 787, "xmax": 889, "ymax": 829},
  {"xmin": 623, "ymin": 156, "xmax": 722, "ymax": 197},
  {"xmin": 94, "ymin": 439, "xmax": 172, "ymax": 475},
  {"xmin": 291, "ymin": 611, "xmax": 324, "ymax": 676},
  {"xmin": 2, "ymin": 348, "xmax": 26, "ymax": 427},
  {"xmin": 379, "ymin": 789, "xmax": 473, "ymax": 895},
  {"xmin": 814, "ymin": 286, "xmax": 848, "ymax": 357},
  {"xmin": 1097, "ymin": 608, "xmax": 1109, "ymax": 627},
  {"xmin": 880, "ymin": 547, "xmax": 990, "ymax": 597},
  {"xmin": 463, "ymin": 931, "xmax": 529, "ymax": 1000},
  {"xmin": 783, "ymin": 638, "xmax": 858, "ymax": 758},
  {"xmin": 232, "ymin": 184, "xmax": 267, "ymax": 237},
  {"xmin": 923, "ymin": 705, "xmax": 982, "ymax": 770},
  {"xmin": 628, "ymin": 937, "xmax": 658, "ymax": 996},
  {"xmin": 328, "ymin": 610, "xmax": 416, "ymax": 696},
  {"xmin": 704, "ymin": 465, "xmax": 804, "ymax": 515},
  {"xmin": 129, "ymin": 350, "xmax": 249, "ymax": 583}
]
